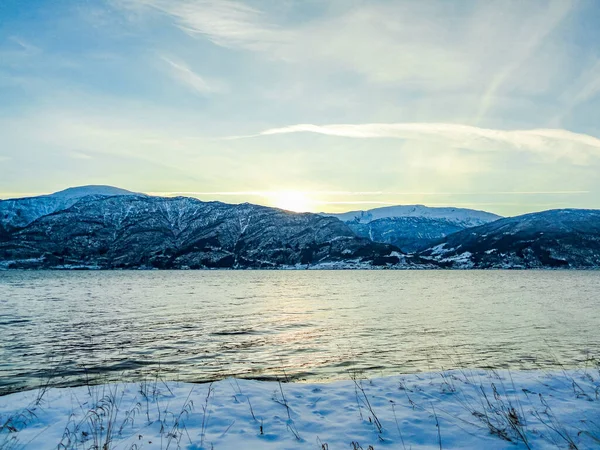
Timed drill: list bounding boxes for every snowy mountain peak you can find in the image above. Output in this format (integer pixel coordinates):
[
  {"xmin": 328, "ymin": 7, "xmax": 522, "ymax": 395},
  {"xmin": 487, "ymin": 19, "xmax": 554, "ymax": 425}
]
[
  {"xmin": 0, "ymin": 185, "xmax": 143, "ymax": 230},
  {"xmin": 49, "ymin": 185, "xmax": 139, "ymax": 199},
  {"xmin": 321, "ymin": 204, "xmax": 502, "ymax": 253},
  {"xmin": 324, "ymin": 204, "xmax": 501, "ymax": 228}
]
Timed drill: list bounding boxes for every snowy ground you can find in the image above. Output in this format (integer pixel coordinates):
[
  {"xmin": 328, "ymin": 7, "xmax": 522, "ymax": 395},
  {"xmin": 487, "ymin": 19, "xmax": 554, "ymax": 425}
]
[{"xmin": 1, "ymin": 369, "xmax": 599, "ymax": 449}]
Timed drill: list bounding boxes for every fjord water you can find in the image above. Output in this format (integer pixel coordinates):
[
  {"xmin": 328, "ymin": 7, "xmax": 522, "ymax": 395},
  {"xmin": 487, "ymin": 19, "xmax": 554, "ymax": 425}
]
[{"xmin": 1, "ymin": 270, "xmax": 599, "ymax": 394}]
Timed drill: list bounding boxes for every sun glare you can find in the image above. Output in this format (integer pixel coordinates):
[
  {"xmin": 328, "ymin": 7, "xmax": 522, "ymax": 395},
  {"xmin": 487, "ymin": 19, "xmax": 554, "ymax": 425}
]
[{"xmin": 273, "ymin": 191, "xmax": 312, "ymax": 212}]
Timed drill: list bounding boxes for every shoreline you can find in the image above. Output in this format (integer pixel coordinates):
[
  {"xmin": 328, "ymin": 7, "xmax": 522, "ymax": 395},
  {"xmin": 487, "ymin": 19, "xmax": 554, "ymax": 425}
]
[
  {"xmin": 2, "ymin": 265, "xmax": 600, "ymax": 270},
  {"xmin": 2, "ymin": 368, "xmax": 598, "ymax": 449}
]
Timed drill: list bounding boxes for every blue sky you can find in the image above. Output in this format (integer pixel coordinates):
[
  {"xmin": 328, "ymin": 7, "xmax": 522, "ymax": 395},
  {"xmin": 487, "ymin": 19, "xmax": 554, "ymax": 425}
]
[{"xmin": 1, "ymin": 0, "xmax": 600, "ymax": 215}]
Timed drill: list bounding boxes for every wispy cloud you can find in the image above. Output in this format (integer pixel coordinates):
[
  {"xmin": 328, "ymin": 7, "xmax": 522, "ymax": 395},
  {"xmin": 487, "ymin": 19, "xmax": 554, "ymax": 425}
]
[
  {"xmin": 8, "ymin": 36, "xmax": 41, "ymax": 53},
  {"xmin": 474, "ymin": 0, "xmax": 574, "ymax": 121},
  {"xmin": 553, "ymin": 58, "xmax": 600, "ymax": 124},
  {"xmin": 120, "ymin": 0, "xmax": 282, "ymax": 51},
  {"xmin": 117, "ymin": 0, "xmax": 465, "ymax": 87},
  {"xmin": 570, "ymin": 60, "xmax": 600, "ymax": 106},
  {"xmin": 161, "ymin": 56, "xmax": 222, "ymax": 95},
  {"xmin": 114, "ymin": 0, "xmax": 588, "ymax": 100},
  {"xmin": 235, "ymin": 123, "xmax": 600, "ymax": 163},
  {"xmin": 69, "ymin": 152, "xmax": 93, "ymax": 160}
]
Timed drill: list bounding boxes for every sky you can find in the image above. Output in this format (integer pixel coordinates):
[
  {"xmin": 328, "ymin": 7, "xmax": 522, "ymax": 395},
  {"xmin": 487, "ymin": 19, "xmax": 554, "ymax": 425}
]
[{"xmin": 1, "ymin": 0, "xmax": 600, "ymax": 216}]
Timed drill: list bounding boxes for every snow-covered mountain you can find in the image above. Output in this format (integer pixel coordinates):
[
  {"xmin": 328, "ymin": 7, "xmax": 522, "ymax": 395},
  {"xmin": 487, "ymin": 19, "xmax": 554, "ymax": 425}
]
[
  {"xmin": 0, "ymin": 195, "xmax": 427, "ymax": 269},
  {"xmin": 49, "ymin": 185, "xmax": 136, "ymax": 199},
  {"xmin": 2, "ymin": 187, "xmax": 598, "ymax": 269},
  {"xmin": 0, "ymin": 185, "xmax": 140, "ymax": 229},
  {"xmin": 419, "ymin": 209, "xmax": 600, "ymax": 268},
  {"xmin": 344, "ymin": 217, "xmax": 466, "ymax": 253},
  {"xmin": 324, "ymin": 205, "xmax": 501, "ymax": 252},
  {"xmin": 326, "ymin": 205, "xmax": 501, "ymax": 227}
]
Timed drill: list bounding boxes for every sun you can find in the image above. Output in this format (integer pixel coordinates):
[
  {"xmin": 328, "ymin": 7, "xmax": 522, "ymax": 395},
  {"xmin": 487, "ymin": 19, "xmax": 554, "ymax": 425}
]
[{"xmin": 273, "ymin": 191, "xmax": 312, "ymax": 212}]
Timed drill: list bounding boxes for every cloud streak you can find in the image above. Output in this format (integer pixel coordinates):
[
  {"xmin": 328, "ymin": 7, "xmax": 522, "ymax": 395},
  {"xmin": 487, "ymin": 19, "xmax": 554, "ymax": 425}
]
[
  {"xmin": 474, "ymin": 0, "xmax": 574, "ymax": 121},
  {"xmin": 121, "ymin": 0, "xmax": 282, "ymax": 51},
  {"xmin": 120, "ymin": 0, "xmax": 465, "ymax": 88},
  {"xmin": 115, "ymin": 0, "xmax": 596, "ymax": 105},
  {"xmin": 237, "ymin": 123, "xmax": 600, "ymax": 162},
  {"xmin": 162, "ymin": 56, "xmax": 221, "ymax": 95}
]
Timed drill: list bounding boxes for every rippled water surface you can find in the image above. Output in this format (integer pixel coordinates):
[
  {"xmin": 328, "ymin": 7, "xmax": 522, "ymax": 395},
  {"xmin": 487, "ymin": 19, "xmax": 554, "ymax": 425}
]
[{"xmin": 1, "ymin": 270, "xmax": 599, "ymax": 394}]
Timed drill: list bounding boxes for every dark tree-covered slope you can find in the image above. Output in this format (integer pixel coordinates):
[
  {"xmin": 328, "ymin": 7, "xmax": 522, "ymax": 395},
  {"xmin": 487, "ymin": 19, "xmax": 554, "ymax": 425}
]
[
  {"xmin": 419, "ymin": 209, "xmax": 600, "ymax": 268},
  {"xmin": 0, "ymin": 195, "xmax": 419, "ymax": 269}
]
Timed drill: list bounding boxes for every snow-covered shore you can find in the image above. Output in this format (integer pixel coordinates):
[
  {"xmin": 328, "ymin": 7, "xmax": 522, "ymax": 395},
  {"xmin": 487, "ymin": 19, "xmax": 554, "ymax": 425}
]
[{"xmin": 1, "ymin": 369, "xmax": 599, "ymax": 449}]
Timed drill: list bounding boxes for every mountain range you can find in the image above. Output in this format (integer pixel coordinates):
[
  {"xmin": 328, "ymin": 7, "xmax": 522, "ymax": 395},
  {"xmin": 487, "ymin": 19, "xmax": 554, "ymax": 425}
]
[
  {"xmin": 0, "ymin": 187, "xmax": 424, "ymax": 269},
  {"xmin": 1, "ymin": 186, "xmax": 599, "ymax": 269}
]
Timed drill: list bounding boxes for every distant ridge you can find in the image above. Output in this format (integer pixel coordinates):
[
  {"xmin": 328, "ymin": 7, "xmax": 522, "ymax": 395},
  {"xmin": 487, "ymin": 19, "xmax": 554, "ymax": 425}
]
[
  {"xmin": 323, "ymin": 205, "xmax": 501, "ymax": 252},
  {"xmin": 324, "ymin": 204, "xmax": 501, "ymax": 227}
]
